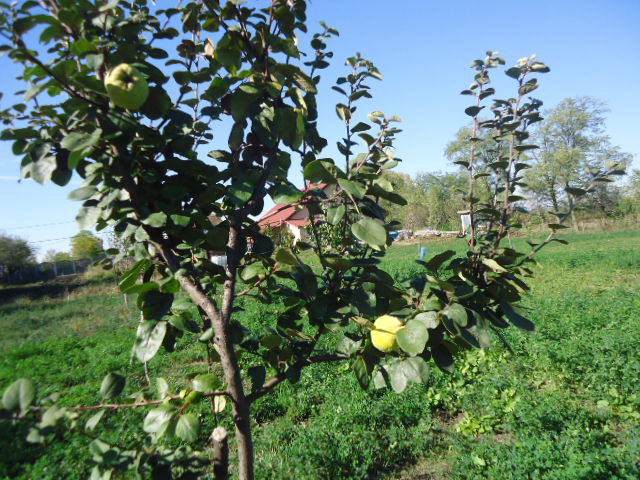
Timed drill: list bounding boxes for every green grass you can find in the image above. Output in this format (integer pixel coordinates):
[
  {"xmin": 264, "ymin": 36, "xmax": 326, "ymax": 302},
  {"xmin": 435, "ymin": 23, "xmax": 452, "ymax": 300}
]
[{"xmin": 1, "ymin": 230, "xmax": 639, "ymax": 479}]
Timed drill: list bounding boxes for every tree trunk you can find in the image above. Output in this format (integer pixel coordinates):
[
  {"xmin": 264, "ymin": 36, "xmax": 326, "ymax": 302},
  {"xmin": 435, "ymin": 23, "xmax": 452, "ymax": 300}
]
[
  {"xmin": 566, "ymin": 185, "xmax": 579, "ymax": 231},
  {"xmin": 550, "ymin": 190, "xmax": 559, "ymax": 212},
  {"xmin": 212, "ymin": 312, "xmax": 254, "ymax": 480},
  {"xmin": 116, "ymin": 142, "xmax": 256, "ymax": 476},
  {"xmin": 219, "ymin": 225, "xmax": 254, "ymax": 480},
  {"xmin": 157, "ymin": 238, "xmax": 255, "ymax": 479}
]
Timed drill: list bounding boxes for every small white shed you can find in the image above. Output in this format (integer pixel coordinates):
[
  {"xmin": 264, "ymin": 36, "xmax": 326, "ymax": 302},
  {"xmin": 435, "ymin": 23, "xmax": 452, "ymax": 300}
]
[{"xmin": 457, "ymin": 210, "xmax": 472, "ymax": 235}]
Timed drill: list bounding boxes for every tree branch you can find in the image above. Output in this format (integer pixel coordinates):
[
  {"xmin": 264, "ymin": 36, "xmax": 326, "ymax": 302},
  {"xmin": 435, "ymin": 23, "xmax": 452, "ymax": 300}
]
[
  {"xmin": 13, "ymin": 39, "xmax": 105, "ymax": 109},
  {"xmin": 247, "ymin": 354, "xmax": 349, "ymax": 404},
  {"xmin": 107, "ymin": 146, "xmax": 224, "ymax": 323},
  {"xmin": 27, "ymin": 390, "xmax": 229, "ymax": 413}
]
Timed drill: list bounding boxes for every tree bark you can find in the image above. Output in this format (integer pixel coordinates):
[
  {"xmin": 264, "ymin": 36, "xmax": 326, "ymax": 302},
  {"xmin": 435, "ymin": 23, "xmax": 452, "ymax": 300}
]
[
  {"xmin": 550, "ymin": 190, "xmax": 559, "ymax": 212},
  {"xmin": 143, "ymin": 227, "xmax": 254, "ymax": 479},
  {"xmin": 174, "ymin": 270, "xmax": 254, "ymax": 479},
  {"xmin": 219, "ymin": 224, "xmax": 254, "ymax": 480},
  {"xmin": 566, "ymin": 183, "xmax": 579, "ymax": 230}
]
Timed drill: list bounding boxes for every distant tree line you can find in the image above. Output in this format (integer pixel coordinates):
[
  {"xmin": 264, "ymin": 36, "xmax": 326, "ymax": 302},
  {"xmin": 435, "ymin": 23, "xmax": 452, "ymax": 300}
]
[
  {"xmin": 0, "ymin": 234, "xmax": 36, "ymax": 278},
  {"xmin": 0, "ymin": 230, "xmax": 105, "ymax": 284},
  {"xmin": 383, "ymin": 96, "xmax": 636, "ymax": 231},
  {"xmin": 43, "ymin": 230, "xmax": 106, "ymax": 263},
  {"xmin": 380, "ymin": 171, "xmax": 467, "ymax": 231}
]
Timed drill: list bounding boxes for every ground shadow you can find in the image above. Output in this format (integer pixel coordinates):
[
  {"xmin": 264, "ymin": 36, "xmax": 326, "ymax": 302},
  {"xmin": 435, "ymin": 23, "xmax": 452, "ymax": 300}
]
[
  {"xmin": 0, "ymin": 275, "xmax": 87, "ymax": 306},
  {"xmin": 0, "ymin": 420, "xmax": 44, "ymax": 478}
]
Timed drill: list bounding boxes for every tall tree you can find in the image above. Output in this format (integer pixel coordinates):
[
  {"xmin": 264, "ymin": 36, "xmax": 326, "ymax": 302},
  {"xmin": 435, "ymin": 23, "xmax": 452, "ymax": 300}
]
[
  {"xmin": 445, "ymin": 126, "xmax": 505, "ymax": 170},
  {"xmin": 626, "ymin": 169, "xmax": 640, "ymax": 199},
  {"xmin": 414, "ymin": 171, "xmax": 467, "ymax": 229},
  {"xmin": 0, "ymin": 234, "xmax": 35, "ymax": 277},
  {"xmin": 524, "ymin": 97, "xmax": 630, "ymax": 223},
  {"xmin": 614, "ymin": 169, "xmax": 640, "ymax": 221},
  {"xmin": 379, "ymin": 171, "xmax": 429, "ymax": 229},
  {"xmin": 43, "ymin": 249, "xmax": 73, "ymax": 262},
  {"xmin": 70, "ymin": 231, "xmax": 105, "ymax": 259},
  {"xmin": 584, "ymin": 144, "xmax": 633, "ymax": 216}
]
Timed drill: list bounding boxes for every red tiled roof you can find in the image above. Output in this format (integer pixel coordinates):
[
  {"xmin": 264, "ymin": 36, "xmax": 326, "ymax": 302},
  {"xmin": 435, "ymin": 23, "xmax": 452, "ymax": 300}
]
[
  {"xmin": 257, "ymin": 203, "xmax": 297, "ymax": 227},
  {"xmin": 287, "ymin": 218, "xmax": 310, "ymax": 227},
  {"xmin": 258, "ymin": 183, "xmax": 328, "ymax": 228}
]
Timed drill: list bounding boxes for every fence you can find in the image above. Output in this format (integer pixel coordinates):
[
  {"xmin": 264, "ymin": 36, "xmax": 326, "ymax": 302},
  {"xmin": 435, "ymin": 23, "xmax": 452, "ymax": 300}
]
[{"xmin": 0, "ymin": 258, "xmax": 101, "ymax": 285}]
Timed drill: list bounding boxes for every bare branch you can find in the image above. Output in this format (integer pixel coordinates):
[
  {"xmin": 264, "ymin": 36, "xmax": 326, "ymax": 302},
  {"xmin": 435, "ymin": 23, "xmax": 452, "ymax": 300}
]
[{"xmin": 28, "ymin": 390, "xmax": 228, "ymax": 413}]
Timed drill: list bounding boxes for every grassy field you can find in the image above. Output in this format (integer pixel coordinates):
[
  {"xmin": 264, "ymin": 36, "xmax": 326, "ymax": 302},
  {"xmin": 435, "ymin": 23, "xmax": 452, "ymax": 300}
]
[{"xmin": 1, "ymin": 230, "xmax": 639, "ymax": 479}]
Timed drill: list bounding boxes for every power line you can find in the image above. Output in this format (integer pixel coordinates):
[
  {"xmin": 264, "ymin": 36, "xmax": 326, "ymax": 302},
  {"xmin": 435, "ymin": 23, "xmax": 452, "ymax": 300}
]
[
  {"xmin": 29, "ymin": 236, "xmax": 75, "ymax": 244},
  {"xmin": 3, "ymin": 220, "xmax": 76, "ymax": 230},
  {"xmin": 29, "ymin": 231, "xmax": 112, "ymax": 244}
]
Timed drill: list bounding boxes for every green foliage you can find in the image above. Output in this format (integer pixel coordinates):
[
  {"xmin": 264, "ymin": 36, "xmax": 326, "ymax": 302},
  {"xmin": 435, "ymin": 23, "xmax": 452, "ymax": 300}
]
[
  {"xmin": 43, "ymin": 250, "xmax": 73, "ymax": 263},
  {"xmin": 0, "ymin": 234, "xmax": 35, "ymax": 277},
  {"xmin": 443, "ymin": 94, "xmax": 633, "ymax": 230},
  {"xmin": 261, "ymin": 223, "xmax": 296, "ymax": 251},
  {"xmin": 613, "ymin": 169, "xmax": 640, "ymax": 222},
  {"xmin": 523, "ymin": 96, "xmax": 631, "ymax": 216},
  {"xmin": 70, "ymin": 231, "xmax": 104, "ymax": 260},
  {"xmin": 414, "ymin": 170, "xmax": 470, "ymax": 229},
  {"xmin": 315, "ymin": 220, "xmax": 347, "ymax": 251},
  {"xmin": 82, "ymin": 264, "xmax": 116, "ymax": 282},
  {"xmin": 0, "ymin": 1, "xmax": 587, "ymax": 478},
  {"xmin": 375, "ymin": 171, "xmax": 423, "ymax": 228}
]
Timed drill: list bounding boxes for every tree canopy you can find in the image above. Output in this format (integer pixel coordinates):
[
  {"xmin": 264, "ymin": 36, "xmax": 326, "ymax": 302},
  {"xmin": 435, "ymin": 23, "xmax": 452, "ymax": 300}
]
[
  {"xmin": 43, "ymin": 249, "xmax": 73, "ymax": 263},
  {"xmin": 0, "ymin": 234, "xmax": 35, "ymax": 275},
  {"xmin": 70, "ymin": 230, "xmax": 105, "ymax": 260},
  {"xmin": 524, "ymin": 97, "xmax": 631, "ymax": 215}
]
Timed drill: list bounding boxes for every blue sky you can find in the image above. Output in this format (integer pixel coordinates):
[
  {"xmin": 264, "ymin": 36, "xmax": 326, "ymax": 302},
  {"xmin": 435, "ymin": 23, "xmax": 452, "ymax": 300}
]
[{"xmin": 1, "ymin": 0, "xmax": 638, "ymax": 259}]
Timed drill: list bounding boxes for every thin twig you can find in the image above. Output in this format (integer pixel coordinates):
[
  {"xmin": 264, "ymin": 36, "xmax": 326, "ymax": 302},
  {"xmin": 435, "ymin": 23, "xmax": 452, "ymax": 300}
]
[{"xmin": 27, "ymin": 390, "xmax": 229, "ymax": 412}]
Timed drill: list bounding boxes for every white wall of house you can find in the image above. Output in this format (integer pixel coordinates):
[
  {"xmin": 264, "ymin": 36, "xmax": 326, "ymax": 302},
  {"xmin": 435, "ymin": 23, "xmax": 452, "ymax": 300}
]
[
  {"xmin": 287, "ymin": 223, "xmax": 305, "ymax": 242},
  {"xmin": 286, "ymin": 206, "xmax": 311, "ymax": 241}
]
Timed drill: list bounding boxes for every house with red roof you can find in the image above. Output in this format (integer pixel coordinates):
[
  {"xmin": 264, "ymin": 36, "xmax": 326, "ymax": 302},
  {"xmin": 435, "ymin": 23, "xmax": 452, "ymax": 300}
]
[{"xmin": 258, "ymin": 183, "xmax": 331, "ymax": 242}]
